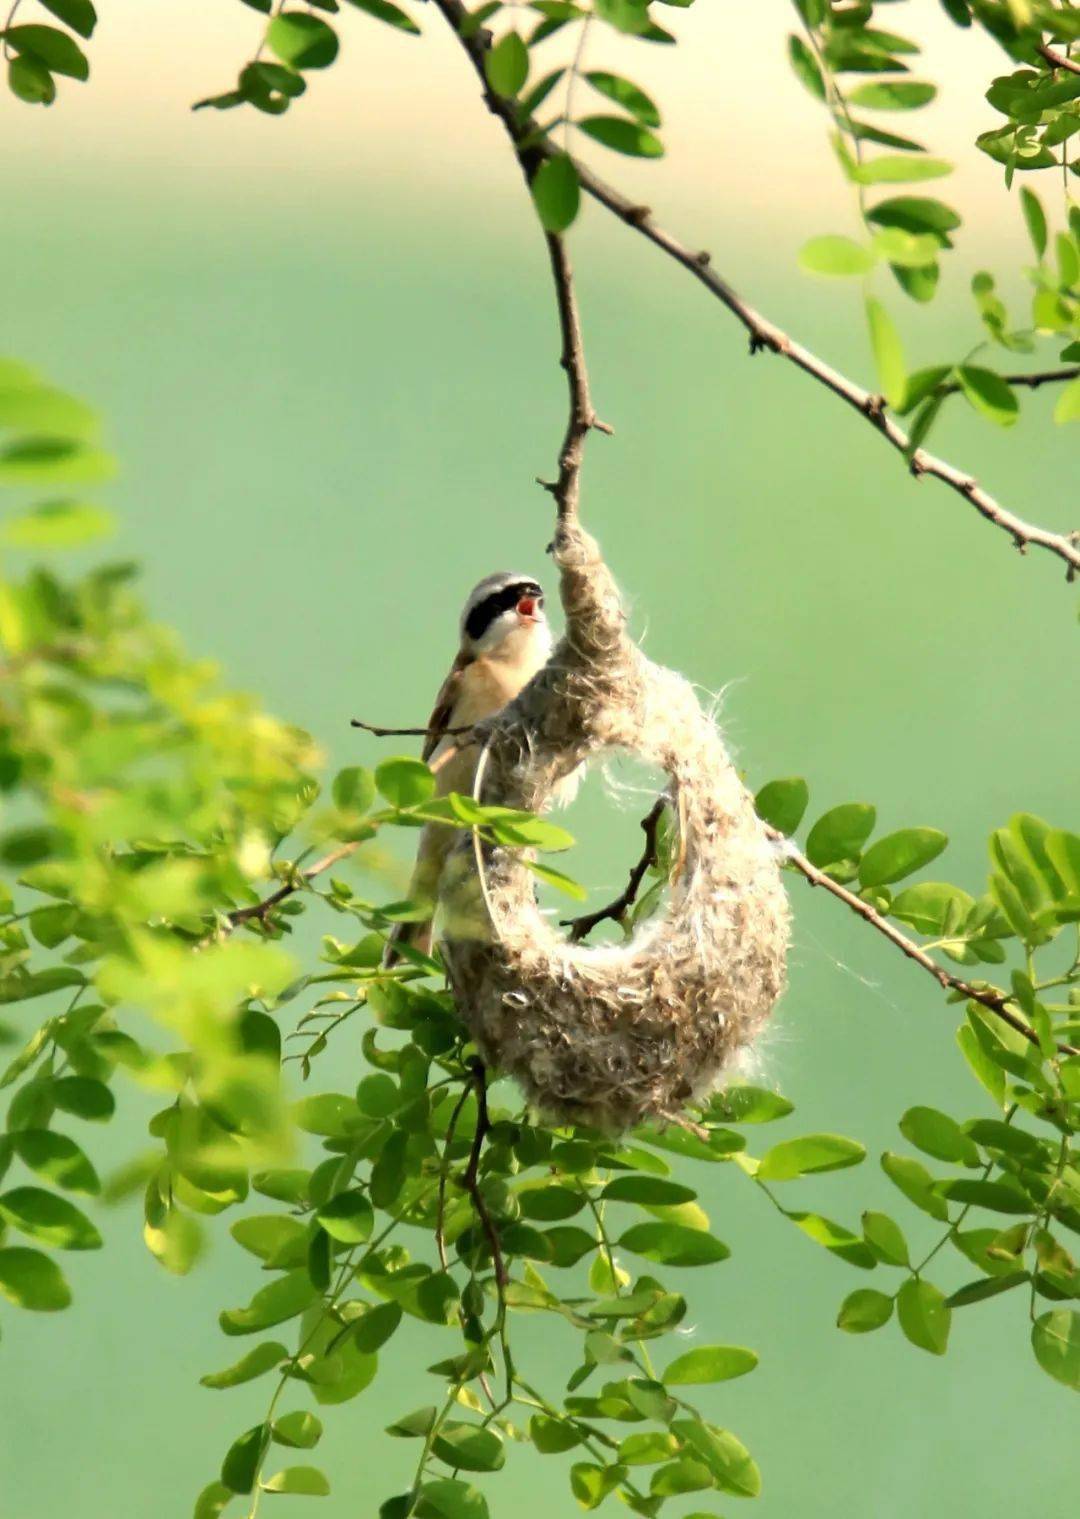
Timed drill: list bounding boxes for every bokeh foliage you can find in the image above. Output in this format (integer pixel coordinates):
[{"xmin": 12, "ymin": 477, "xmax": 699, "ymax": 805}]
[{"xmin": 2, "ymin": 2, "xmax": 1080, "ymax": 1518}]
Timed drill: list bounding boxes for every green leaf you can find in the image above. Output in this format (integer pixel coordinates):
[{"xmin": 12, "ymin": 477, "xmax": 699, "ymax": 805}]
[
  {"xmin": 375, "ymin": 757, "xmax": 436, "ymax": 808},
  {"xmin": 899, "ymin": 1106, "xmax": 979, "ymax": 1166},
  {"xmin": 200, "ymin": 1341, "xmax": 290, "ymax": 1390},
  {"xmin": 853, "ymin": 155, "xmax": 952, "ymax": 184},
  {"xmin": 756, "ymin": 1133, "xmax": 865, "ymax": 1181},
  {"xmin": 569, "ymin": 1462, "xmax": 628, "ymax": 1509},
  {"xmin": 577, "ymin": 115, "xmax": 664, "ymax": 158},
  {"xmin": 866, "ymin": 195, "xmax": 961, "ymax": 240},
  {"xmin": 350, "ymin": 1299, "xmax": 402, "ymax": 1352},
  {"xmin": 1, "ymin": 500, "xmax": 114, "ymax": 548},
  {"xmin": 415, "ymin": 1477, "xmax": 491, "ymax": 1519},
  {"xmin": 935, "ymin": 1178, "xmax": 1031, "ymax": 1215},
  {"xmin": 859, "ymin": 827, "xmax": 947, "ymax": 887},
  {"xmin": 356, "ymin": 1073, "xmax": 399, "ymax": 1117},
  {"xmin": 798, "ymin": 235, "xmax": 876, "ymax": 277},
  {"xmin": 0, "ymin": 1186, "xmax": 101, "ymax": 1249},
  {"xmin": 881, "ymin": 1151, "xmax": 950, "ymax": 1221},
  {"xmin": 261, "ymin": 1467, "xmax": 329, "ymax": 1496},
  {"xmin": 272, "ymin": 1411, "xmax": 323, "ymax": 1449},
  {"xmin": 531, "ymin": 153, "xmax": 580, "ymax": 234},
  {"xmin": 332, "ymin": 765, "xmax": 376, "ymax": 812},
  {"xmin": 316, "ymin": 1189, "xmax": 374, "ymax": 1244},
  {"xmin": 849, "ymin": 80, "xmax": 937, "ymax": 110},
  {"xmin": 865, "ymin": 297, "xmax": 907, "ymax": 408},
  {"xmin": 1053, "ymin": 375, "xmax": 1080, "ymax": 423},
  {"xmin": 230, "ymin": 1215, "xmax": 306, "ymax": 1264},
  {"xmin": 787, "ymin": 1212, "xmax": 877, "ymax": 1268},
  {"xmin": 890, "ymin": 880, "xmax": 974, "ymax": 934},
  {"xmin": 1020, "ymin": 185, "xmax": 1048, "ymax": 257},
  {"xmin": 220, "ymin": 1271, "xmax": 319, "ymax": 1335},
  {"xmin": 433, "ymin": 1422, "xmax": 506, "ymax": 1473},
  {"xmin": 896, "ymin": 1278, "xmax": 950, "ymax": 1355},
  {"xmin": 267, "ymin": 12, "xmax": 338, "ymax": 69},
  {"xmin": 4, "ymin": 23, "xmax": 89, "ymax": 79},
  {"xmin": 618, "ymin": 1221, "xmax": 730, "ymax": 1266},
  {"xmin": 594, "ymin": 0, "xmax": 650, "ymax": 36},
  {"xmin": 0, "ymin": 438, "xmax": 115, "ymax": 484},
  {"xmin": 585, "ymin": 71, "xmax": 659, "ymax": 126},
  {"xmin": 7, "ymin": 53, "xmax": 55, "ymax": 103},
  {"xmin": 51, "ymin": 1076, "xmax": 114, "ymax": 1122},
  {"xmin": 948, "ymin": 1269, "xmax": 1028, "ymax": 1307},
  {"xmin": 343, "ymin": 0, "xmax": 420, "ymax": 36},
  {"xmin": 662, "ymin": 1345, "xmax": 757, "ymax": 1384},
  {"xmin": 837, "ymin": 1288, "xmax": 894, "ymax": 1333},
  {"xmin": 193, "ymin": 1481, "xmax": 233, "ymax": 1519},
  {"xmin": 617, "ymin": 1431, "xmax": 679, "ymax": 1466},
  {"xmin": 292, "ymin": 1092, "xmax": 362, "ymax": 1137},
  {"xmin": 0, "ymin": 1245, "xmax": 71, "ymax": 1309},
  {"xmin": 805, "ymin": 803, "xmax": 876, "ymax": 869},
  {"xmin": 754, "ymin": 777, "xmax": 809, "ymax": 835},
  {"xmin": 517, "ymin": 1184, "xmax": 585, "ymax": 1221},
  {"xmin": 671, "ymin": 1420, "xmax": 760, "ymax": 1498},
  {"xmin": 956, "ymin": 366, "xmax": 1019, "ymax": 427},
  {"xmin": 862, "ymin": 1210, "xmax": 909, "ymax": 1266},
  {"xmin": 484, "ymin": 30, "xmax": 528, "ymax": 98},
  {"xmin": 521, "ymin": 858, "xmax": 588, "ymax": 900},
  {"xmin": 711, "ymin": 1084, "xmax": 794, "ymax": 1124},
  {"xmin": 221, "ymin": 1424, "xmax": 271, "ymax": 1495},
  {"xmin": 600, "ymin": 1176, "xmax": 696, "ymax": 1206},
  {"xmin": 1031, "ymin": 1309, "xmax": 1080, "ymax": 1390},
  {"xmin": 529, "ymin": 1415, "xmax": 583, "ymax": 1454},
  {"xmin": 13, "ymin": 1130, "xmax": 99, "ymax": 1194},
  {"xmin": 787, "ymin": 35, "xmax": 825, "ymax": 100},
  {"xmin": 39, "ymin": 0, "xmax": 96, "ymax": 39}
]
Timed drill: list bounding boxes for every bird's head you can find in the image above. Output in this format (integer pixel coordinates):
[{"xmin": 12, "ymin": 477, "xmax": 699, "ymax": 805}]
[{"xmin": 460, "ymin": 571, "xmax": 552, "ymax": 660}]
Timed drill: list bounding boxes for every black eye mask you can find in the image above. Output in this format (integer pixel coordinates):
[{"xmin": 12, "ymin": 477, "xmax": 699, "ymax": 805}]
[{"xmin": 464, "ymin": 581, "xmax": 543, "ymax": 642}]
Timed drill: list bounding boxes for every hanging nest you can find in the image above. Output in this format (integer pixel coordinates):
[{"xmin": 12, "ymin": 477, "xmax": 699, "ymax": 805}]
[{"xmin": 440, "ymin": 520, "xmax": 790, "ymax": 1133}]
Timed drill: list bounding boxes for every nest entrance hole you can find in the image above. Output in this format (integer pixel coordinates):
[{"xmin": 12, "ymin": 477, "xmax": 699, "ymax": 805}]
[{"xmin": 534, "ymin": 753, "xmax": 677, "ymax": 946}]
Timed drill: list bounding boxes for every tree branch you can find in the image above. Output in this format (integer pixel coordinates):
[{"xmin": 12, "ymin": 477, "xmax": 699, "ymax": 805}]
[
  {"xmin": 1038, "ymin": 43, "xmax": 1080, "ymax": 77},
  {"xmin": 350, "ymin": 717, "xmax": 471, "ymax": 740},
  {"xmin": 766, "ymin": 825, "xmax": 1080, "ymax": 1058},
  {"xmin": 939, "ymin": 366, "xmax": 1080, "ymax": 396},
  {"xmin": 562, "ymin": 797, "xmax": 665, "ymax": 942},
  {"xmin": 225, "ymin": 842, "xmax": 358, "ymax": 929},
  {"xmin": 430, "ymin": 0, "xmax": 1080, "ymax": 581}
]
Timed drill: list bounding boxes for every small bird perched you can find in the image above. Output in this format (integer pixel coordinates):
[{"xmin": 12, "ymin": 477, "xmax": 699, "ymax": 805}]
[{"xmin": 383, "ymin": 571, "xmax": 553, "ymax": 964}]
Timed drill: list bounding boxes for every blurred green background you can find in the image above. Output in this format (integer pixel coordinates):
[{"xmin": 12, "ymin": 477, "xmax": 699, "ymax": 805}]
[{"xmin": 2, "ymin": 40, "xmax": 1079, "ymax": 1518}]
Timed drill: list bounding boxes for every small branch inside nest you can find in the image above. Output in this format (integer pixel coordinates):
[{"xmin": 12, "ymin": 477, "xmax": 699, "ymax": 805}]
[{"xmin": 562, "ymin": 798, "xmax": 666, "ymax": 943}]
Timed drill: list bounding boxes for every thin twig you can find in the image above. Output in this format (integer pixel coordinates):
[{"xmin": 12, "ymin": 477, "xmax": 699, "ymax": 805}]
[
  {"xmin": 225, "ymin": 842, "xmax": 358, "ymax": 929},
  {"xmin": 562, "ymin": 797, "xmax": 665, "ymax": 942},
  {"xmin": 768, "ymin": 826, "xmax": 1080, "ymax": 1058},
  {"xmin": 461, "ymin": 1062, "xmax": 507, "ymax": 1289},
  {"xmin": 436, "ymin": 1079, "xmax": 474, "ymax": 1272},
  {"xmin": 1039, "ymin": 43, "xmax": 1080, "ymax": 77},
  {"xmin": 351, "ymin": 717, "xmax": 472, "ymax": 740},
  {"xmin": 938, "ymin": 366, "xmax": 1080, "ymax": 396},
  {"xmin": 431, "ymin": 0, "xmax": 1080, "ymax": 581},
  {"xmin": 543, "ymin": 231, "xmax": 612, "ymax": 527}
]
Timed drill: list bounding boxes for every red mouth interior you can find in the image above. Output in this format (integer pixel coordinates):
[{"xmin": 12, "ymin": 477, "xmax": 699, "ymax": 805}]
[{"xmin": 517, "ymin": 597, "xmax": 537, "ymax": 617}]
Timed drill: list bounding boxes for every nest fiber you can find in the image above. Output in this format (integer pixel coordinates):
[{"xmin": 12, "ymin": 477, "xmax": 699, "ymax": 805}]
[{"xmin": 441, "ymin": 521, "xmax": 790, "ymax": 1132}]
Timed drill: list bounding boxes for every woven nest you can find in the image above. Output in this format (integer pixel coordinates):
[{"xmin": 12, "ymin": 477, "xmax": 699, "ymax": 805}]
[{"xmin": 440, "ymin": 520, "xmax": 790, "ymax": 1133}]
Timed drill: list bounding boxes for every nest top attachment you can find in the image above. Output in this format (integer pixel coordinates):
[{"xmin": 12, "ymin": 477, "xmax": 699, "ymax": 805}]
[{"xmin": 441, "ymin": 521, "xmax": 790, "ymax": 1133}]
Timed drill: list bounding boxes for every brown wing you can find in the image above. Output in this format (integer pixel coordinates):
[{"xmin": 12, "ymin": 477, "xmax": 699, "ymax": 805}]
[{"xmin": 421, "ymin": 650, "xmax": 472, "ymax": 763}]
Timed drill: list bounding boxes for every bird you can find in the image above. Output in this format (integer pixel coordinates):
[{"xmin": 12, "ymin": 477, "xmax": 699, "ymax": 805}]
[{"xmin": 383, "ymin": 571, "xmax": 553, "ymax": 965}]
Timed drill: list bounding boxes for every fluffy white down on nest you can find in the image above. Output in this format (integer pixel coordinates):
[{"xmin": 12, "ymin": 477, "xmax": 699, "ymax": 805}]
[{"xmin": 440, "ymin": 521, "xmax": 790, "ymax": 1133}]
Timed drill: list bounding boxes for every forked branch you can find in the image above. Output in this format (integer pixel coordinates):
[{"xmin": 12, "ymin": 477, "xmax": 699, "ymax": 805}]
[{"xmin": 431, "ymin": 0, "xmax": 1080, "ymax": 581}]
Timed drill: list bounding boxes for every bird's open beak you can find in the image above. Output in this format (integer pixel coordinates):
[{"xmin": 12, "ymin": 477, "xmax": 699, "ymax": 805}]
[{"xmin": 516, "ymin": 597, "xmax": 539, "ymax": 621}]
